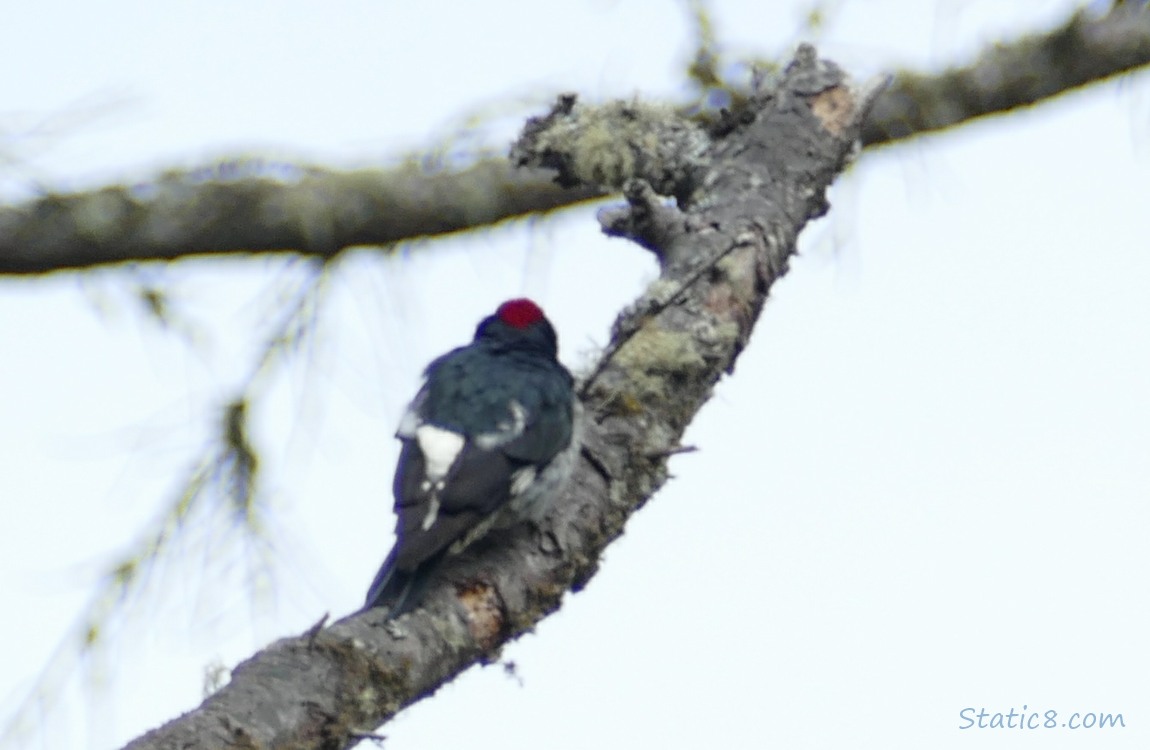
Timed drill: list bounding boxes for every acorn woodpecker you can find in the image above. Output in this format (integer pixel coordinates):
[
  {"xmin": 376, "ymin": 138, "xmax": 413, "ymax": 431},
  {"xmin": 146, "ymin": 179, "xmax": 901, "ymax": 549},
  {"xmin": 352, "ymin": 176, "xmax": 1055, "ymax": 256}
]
[{"xmin": 363, "ymin": 298, "xmax": 578, "ymax": 618}]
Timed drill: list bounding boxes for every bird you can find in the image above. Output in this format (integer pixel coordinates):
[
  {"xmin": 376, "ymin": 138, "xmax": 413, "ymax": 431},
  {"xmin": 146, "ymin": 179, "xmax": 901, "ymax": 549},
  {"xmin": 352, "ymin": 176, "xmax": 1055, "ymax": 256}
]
[{"xmin": 363, "ymin": 298, "xmax": 578, "ymax": 618}]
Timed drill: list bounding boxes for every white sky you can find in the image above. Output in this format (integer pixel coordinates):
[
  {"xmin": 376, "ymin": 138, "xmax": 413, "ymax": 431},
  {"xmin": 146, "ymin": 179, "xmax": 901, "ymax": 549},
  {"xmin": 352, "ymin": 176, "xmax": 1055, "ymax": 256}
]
[{"xmin": 1, "ymin": 1, "xmax": 1148, "ymax": 749}]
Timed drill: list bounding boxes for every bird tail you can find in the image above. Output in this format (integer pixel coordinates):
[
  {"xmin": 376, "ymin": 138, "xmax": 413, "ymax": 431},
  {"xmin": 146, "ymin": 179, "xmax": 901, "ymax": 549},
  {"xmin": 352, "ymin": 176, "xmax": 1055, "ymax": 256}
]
[{"xmin": 361, "ymin": 549, "xmax": 438, "ymax": 619}]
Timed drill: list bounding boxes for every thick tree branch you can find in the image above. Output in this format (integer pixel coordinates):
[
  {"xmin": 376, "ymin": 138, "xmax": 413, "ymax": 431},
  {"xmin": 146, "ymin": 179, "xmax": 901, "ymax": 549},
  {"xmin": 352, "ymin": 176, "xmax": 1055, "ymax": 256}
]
[
  {"xmin": 121, "ymin": 45, "xmax": 886, "ymax": 750},
  {"xmin": 1, "ymin": 4, "xmax": 1146, "ymax": 278},
  {"xmin": 862, "ymin": 2, "xmax": 1150, "ymax": 146},
  {"xmin": 0, "ymin": 160, "xmax": 602, "ymax": 274}
]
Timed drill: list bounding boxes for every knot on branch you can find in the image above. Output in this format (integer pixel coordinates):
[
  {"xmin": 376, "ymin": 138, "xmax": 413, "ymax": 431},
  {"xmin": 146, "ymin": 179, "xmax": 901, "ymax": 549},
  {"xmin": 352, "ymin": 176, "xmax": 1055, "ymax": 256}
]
[
  {"xmin": 597, "ymin": 178, "xmax": 687, "ymax": 262},
  {"xmin": 510, "ymin": 94, "xmax": 710, "ymax": 203}
]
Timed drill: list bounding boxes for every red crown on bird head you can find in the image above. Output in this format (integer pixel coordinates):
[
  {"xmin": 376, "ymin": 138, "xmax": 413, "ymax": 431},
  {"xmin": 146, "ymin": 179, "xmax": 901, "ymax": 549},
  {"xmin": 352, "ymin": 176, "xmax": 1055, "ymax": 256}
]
[{"xmin": 496, "ymin": 298, "xmax": 545, "ymax": 329}]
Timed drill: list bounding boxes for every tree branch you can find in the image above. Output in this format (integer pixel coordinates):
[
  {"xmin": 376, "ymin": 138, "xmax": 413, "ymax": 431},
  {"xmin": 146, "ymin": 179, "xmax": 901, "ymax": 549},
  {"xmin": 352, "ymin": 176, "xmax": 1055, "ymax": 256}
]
[
  {"xmin": 120, "ymin": 45, "xmax": 887, "ymax": 750},
  {"xmin": 861, "ymin": 2, "xmax": 1150, "ymax": 146},
  {"xmin": 0, "ymin": 160, "xmax": 602, "ymax": 274},
  {"xmin": 0, "ymin": 4, "xmax": 1145, "ymax": 277}
]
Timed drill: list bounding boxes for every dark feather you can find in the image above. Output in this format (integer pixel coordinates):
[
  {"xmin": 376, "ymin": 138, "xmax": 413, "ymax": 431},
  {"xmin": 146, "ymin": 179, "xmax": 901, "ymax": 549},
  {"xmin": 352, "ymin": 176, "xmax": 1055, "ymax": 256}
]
[{"xmin": 363, "ymin": 546, "xmax": 447, "ymax": 616}]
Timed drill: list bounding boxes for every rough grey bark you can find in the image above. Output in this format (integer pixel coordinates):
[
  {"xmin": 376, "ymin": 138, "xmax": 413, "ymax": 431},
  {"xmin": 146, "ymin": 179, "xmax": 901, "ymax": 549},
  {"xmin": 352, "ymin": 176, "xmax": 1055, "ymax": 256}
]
[
  {"xmin": 1, "ymin": 3, "xmax": 1146, "ymax": 276},
  {"xmin": 121, "ymin": 45, "xmax": 887, "ymax": 750}
]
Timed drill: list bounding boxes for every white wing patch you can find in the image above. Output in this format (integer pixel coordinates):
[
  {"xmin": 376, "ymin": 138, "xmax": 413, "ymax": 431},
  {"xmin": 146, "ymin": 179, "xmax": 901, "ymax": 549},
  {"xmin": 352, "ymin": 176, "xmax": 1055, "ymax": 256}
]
[
  {"xmin": 475, "ymin": 399, "xmax": 528, "ymax": 450},
  {"xmin": 421, "ymin": 495, "xmax": 441, "ymax": 531},
  {"xmin": 414, "ymin": 425, "xmax": 464, "ymax": 531},
  {"xmin": 416, "ymin": 424, "xmax": 465, "ymax": 487}
]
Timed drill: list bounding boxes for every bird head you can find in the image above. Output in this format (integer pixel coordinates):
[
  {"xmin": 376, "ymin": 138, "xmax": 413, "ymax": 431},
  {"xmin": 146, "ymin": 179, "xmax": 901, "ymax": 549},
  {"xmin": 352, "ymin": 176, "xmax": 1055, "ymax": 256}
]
[{"xmin": 474, "ymin": 298, "xmax": 558, "ymax": 358}]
